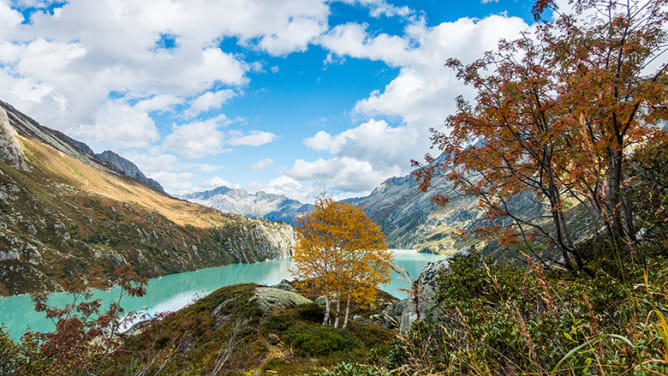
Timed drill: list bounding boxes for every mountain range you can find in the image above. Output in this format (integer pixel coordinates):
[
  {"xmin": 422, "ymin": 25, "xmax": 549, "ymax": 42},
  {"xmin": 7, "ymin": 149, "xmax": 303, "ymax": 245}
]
[
  {"xmin": 0, "ymin": 100, "xmax": 296, "ymax": 296},
  {"xmin": 182, "ymin": 166, "xmax": 488, "ymax": 253},
  {"xmin": 179, "ymin": 187, "xmax": 314, "ymax": 224}
]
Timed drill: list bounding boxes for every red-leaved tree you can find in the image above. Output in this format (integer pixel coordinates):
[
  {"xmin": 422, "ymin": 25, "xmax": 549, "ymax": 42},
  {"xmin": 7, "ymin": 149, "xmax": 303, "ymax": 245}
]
[{"xmin": 414, "ymin": 0, "xmax": 666, "ymax": 272}]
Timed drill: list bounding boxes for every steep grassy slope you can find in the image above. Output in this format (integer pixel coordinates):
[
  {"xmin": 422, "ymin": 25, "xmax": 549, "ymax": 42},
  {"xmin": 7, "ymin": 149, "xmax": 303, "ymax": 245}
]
[{"xmin": 0, "ymin": 104, "xmax": 295, "ymax": 296}]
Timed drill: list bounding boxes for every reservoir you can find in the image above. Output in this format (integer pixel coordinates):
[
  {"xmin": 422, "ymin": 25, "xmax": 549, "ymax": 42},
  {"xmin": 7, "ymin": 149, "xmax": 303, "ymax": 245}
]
[{"xmin": 0, "ymin": 251, "xmax": 443, "ymax": 339}]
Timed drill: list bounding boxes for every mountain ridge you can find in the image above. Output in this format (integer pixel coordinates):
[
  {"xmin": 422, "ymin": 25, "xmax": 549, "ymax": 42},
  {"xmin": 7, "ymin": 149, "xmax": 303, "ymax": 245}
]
[
  {"xmin": 0, "ymin": 100, "xmax": 296, "ymax": 296},
  {"xmin": 95, "ymin": 150, "xmax": 165, "ymax": 193},
  {"xmin": 180, "ymin": 186, "xmax": 315, "ymax": 224}
]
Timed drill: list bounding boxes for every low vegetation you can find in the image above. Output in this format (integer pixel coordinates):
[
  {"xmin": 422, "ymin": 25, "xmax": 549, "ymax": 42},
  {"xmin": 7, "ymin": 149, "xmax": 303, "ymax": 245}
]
[{"xmin": 390, "ymin": 248, "xmax": 667, "ymax": 375}]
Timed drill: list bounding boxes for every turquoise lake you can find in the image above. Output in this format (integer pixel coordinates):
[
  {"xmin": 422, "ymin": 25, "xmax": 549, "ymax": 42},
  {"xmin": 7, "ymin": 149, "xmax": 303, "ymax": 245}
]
[{"xmin": 0, "ymin": 252, "xmax": 443, "ymax": 339}]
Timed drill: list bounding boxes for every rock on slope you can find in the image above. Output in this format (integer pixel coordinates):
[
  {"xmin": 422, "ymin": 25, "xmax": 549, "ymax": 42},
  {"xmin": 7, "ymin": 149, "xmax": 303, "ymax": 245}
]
[
  {"xmin": 181, "ymin": 186, "xmax": 314, "ymax": 224},
  {"xmin": 0, "ymin": 101, "xmax": 297, "ymax": 296}
]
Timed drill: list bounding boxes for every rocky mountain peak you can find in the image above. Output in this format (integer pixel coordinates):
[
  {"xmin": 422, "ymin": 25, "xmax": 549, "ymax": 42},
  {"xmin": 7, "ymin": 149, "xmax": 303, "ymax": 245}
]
[
  {"xmin": 0, "ymin": 107, "xmax": 29, "ymax": 171},
  {"xmin": 95, "ymin": 150, "xmax": 165, "ymax": 193}
]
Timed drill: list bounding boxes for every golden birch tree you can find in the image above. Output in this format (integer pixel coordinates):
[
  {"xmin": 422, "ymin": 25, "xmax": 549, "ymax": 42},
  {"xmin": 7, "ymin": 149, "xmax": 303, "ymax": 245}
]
[{"xmin": 291, "ymin": 198, "xmax": 392, "ymax": 328}]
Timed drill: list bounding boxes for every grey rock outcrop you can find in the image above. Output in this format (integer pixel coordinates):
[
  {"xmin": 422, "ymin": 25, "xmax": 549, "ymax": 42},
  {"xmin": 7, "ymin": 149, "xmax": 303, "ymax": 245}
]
[
  {"xmin": 392, "ymin": 246, "xmax": 474, "ymax": 332},
  {"xmin": 250, "ymin": 287, "xmax": 312, "ymax": 312},
  {"xmin": 0, "ymin": 100, "xmax": 109, "ymax": 171},
  {"xmin": 0, "ymin": 107, "xmax": 29, "ymax": 171}
]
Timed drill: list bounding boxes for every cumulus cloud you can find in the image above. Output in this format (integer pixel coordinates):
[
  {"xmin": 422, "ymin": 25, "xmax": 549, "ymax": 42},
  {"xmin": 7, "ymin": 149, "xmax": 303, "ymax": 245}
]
[
  {"xmin": 0, "ymin": 0, "xmax": 539, "ymax": 200},
  {"xmin": 305, "ymin": 14, "xmax": 531, "ymax": 195},
  {"xmin": 134, "ymin": 95, "xmax": 183, "ymax": 113},
  {"xmin": 184, "ymin": 89, "xmax": 236, "ymax": 118},
  {"xmin": 0, "ymin": 0, "xmax": 331, "ymax": 151},
  {"xmin": 159, "ymin": 116, "xmax": 276, "ymax": 160},
  {"xmin": 120, "ymin": 150, "xmax": 223, "ymax": 176},
  {"xmin": 319, "ymin": 23, "xmax": 411, "ymax": 67},
  {"xmin": 338, "ymin": 0, "xmax": 413, "ymax": 18},
  {"xmin": 287, "ymin": 156, "xmax": 400, "ymax": 193},
  {"xmin": 187, "ymin": 176, "xmax": 241, "ymax": 193},
  {"xmin": 228, "ymin": 130, "xmax": 277, "ymax": 147},
  {"xmin": 161, "ymin": 115, "xmax": 232, "ymax": 159},
  {"xmin": 0, "ymin": 1, "xmax": 21, "ymax": 38},
  {"xmin": 251, "ymin": 158, "xmax": 274, "ymax": 170},
  {"xmin": 71, "ymin": 100, "xmax": 160, "ymax": 150},
  {"xmin": 248, "ymin": 175, "xmax": 326, "ymax": 203},
  {"xmin": 10, "ymin": 0, "xmax": 60, "ymax": 8},
  {"xmin": 304, "ymin": 119, "xmax": 415, "ymax": 169}
]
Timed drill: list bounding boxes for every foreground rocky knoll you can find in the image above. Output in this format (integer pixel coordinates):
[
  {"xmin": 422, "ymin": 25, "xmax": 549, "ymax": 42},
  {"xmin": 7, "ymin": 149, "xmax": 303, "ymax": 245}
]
[
  {"xmin": 0, "ymin": 101, "xmax": 296, "ymax": 296},
  {"xmin": 107, "ymin": 283, "xmax": 397, "ymax": 375}
]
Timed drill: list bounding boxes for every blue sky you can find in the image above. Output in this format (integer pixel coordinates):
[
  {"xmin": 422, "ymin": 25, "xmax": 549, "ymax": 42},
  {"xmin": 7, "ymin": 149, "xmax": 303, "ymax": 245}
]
[{"xmin": 0, "ymin": 0, "xmax": 542, "ymax": 201}]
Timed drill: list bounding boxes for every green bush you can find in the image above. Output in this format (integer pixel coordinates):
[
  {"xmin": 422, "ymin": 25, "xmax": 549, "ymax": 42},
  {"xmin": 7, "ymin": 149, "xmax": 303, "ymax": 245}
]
[
  {"xmin": 297, "ymin": 303, "xmax": 325, "ymax": 323},
  {"xmin": 282, "ymin": 323, "xmax": 361, "ymax": 356},
  {"xmin": 306, "ymin": 362, "xmax": 390, "ymax": 376},
  {"xmin": 628, "ymin": 138, "xmax": 668, "ymax": 248},
  {"xmin": 266, "ymin": 314, "xmax": 291, "ymax": 331}
]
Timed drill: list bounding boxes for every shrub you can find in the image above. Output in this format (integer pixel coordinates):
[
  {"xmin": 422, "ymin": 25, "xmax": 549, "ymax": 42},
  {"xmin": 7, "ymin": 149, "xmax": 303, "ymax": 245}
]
[
  {"xmin": 297, "ymin": 303, "xmax": 325, "ymax": 323},
  {"xmin": 266, "ymin": 314, "xmax": 291, "ymax": 332},
  {"xmin": 282, "ymin": 323, "xmax": 361, "ymax": 356},
  {"xmin": 390, "ymin": 251, "xmax": 668, "ymax": 375},
  {"xmin": 306, "ymin": 362, "xmax": 390, "ymax": 376}
]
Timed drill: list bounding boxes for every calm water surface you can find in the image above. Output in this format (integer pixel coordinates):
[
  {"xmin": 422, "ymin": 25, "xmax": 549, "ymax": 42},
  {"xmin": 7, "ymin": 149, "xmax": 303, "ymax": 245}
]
[{"xmin": 0, "ymin": 252, "xmax": 443, "ymax": 339}]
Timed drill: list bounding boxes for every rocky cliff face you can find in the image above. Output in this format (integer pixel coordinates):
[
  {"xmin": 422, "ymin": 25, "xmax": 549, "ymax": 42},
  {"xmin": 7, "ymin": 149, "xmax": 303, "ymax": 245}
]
[
  {"xmin": 356, "ymin": 170, "xmax": 485, "ymax": 253},
  {"xmin": 0, "ymin": 100, "xmax": 296, "ymax": 296},
  {"xmin": 0, "ymin": 107, "xmax": 29, "ymax": 171},
  {"xmin": 96, "ymin": 150, "xmax": 165, "ymax": 193}
]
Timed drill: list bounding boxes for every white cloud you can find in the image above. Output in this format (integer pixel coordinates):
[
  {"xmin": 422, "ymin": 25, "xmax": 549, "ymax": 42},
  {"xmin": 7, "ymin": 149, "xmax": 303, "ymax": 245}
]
[
  {"xmin": 159, "ymin": 116, "xmax": 275, "ymax": 159},
  {"xmin": 149, "ymin": 171, "xmax": 197, "ymax": 194},
  {"xmin": 134, "ymin": 95, "xmax": 182, "ymax": 113},
  {"xmin": 0, "ymin": 0, "xmax": 331, "ymax": 151},
  {"xmin": 0, "ymin": 1, "xmax": 21, "ymax": 38},
  {"xmin": 191, "ymin": 176, "xmax": 241, "ymax": 192},
  {"xmin": 184, "ymin": 89, "xmax": 236, "ymax": 118},
  {"xmin": 71, "ymin": 100, "xmax": 160, "ymax": 150},
  {"xmin": 308, "ymin": 14, "xmax": 532, "ymax": 195},
  {"xmin": 249, "ymin": 175, "xmax": 325, "ymax": 203},
  {"xmin": 251, "ymin": 158, "xmax": 274, "ymax": 170},
  {"xmin": 228, "ymin": 130, "xmax": 277, "ymax": 146},
  {"xmin": 257, "ymin": 16, "xmax": 328, "ymax": 56},
  {"xmin": 338, "ymin": 0, "xmax": 413, "ymax": 18},
  {"xmin": 158, "ymin": 174, "xmax": 241, "ymax": 195},
  {"xmin": 304, "ymin": 119, "xmax": 414, "ymax": 169},
  {"xmin": 120, "ymin": 150, "xmax": 223, "ymax": 176},
  {"xmin": 161, "ymin": 115, "xmax": 231, "ymax": 159},
  {"xmin": 319, "ymin": 23, "xmax": 411, "ymax": 67},
  {"xmin": 287, "ymin": 156, "xmax": 400, "ymax": 193},
  {"xmin": 10, "ymin": 0, "xmax": 59, "ymax": 8}
]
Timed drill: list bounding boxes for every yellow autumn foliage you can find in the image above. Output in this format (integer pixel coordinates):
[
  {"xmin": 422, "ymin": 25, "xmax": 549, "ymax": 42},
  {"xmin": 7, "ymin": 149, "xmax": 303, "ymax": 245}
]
[{"xmin": 291, "ymin": 198, "xmax": 393, "ymax": 328}]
